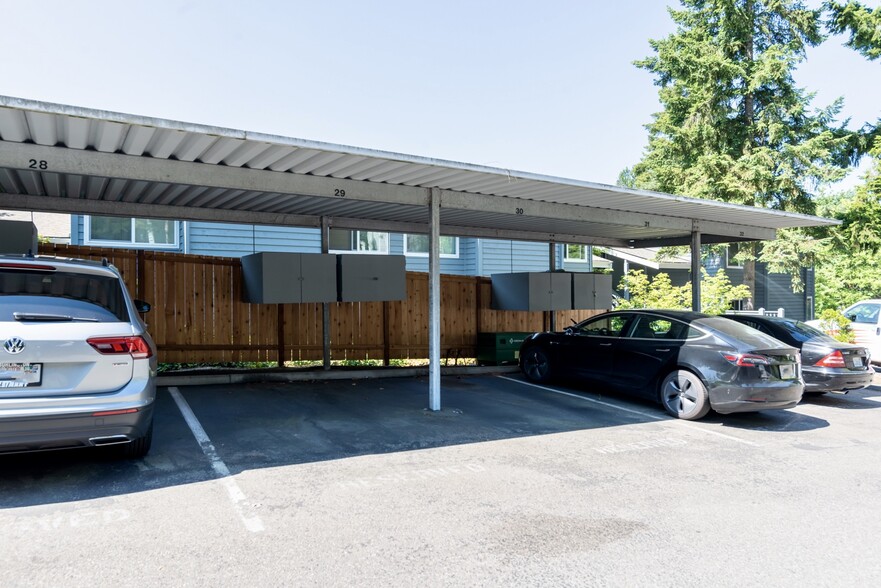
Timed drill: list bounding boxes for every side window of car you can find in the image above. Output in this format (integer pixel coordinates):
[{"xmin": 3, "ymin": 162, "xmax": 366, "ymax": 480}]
[
  {"xmin": 848, "ymin": 303, "xmax": 881, "ymax": 325},
  {"xmin": 577, "ymin": 315, "xmax": 627, "ymax": 337}
]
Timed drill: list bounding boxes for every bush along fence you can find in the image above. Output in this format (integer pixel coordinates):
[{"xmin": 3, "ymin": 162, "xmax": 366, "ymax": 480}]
[{"xmin": 39, "ymin": 244, "xmax": 603, "ymax": 365}]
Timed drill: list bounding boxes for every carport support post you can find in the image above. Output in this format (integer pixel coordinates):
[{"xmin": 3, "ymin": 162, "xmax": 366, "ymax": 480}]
[
  {"xmin": 428, "ymin": 188, "xmax": 441, "ymax": 411},
  {"xmin": 548, "ymin": 243, "xmax": 556, "ymax": 332},
  {"xmin": 691, "ymin": 224, "xmax": 701, "ymax": 312},
  {"xmin": 321, "ymin": 217, "xmax": 331, "ymax": 370}
]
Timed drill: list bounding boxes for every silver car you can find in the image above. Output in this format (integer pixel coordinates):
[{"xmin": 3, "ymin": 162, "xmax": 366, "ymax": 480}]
[{"xmin": 0, "ymin": 255, "xmax": 156, "ymax": 458}]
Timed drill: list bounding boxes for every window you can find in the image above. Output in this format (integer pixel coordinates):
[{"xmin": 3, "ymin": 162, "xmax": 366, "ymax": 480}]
[
  {"xmin": 403, "ymin": 235, "xmax": 459, "ymax": 258},
  {"xmin": 727, "ymin": 243, "xmax": 743, "ymax": 268},
  {"xmin": 564, "ymin": 244, "xmax": 588, "ymax": 263},
  {"xmin": 329, "ymin": 229, "xmax": 389, "ymax": 254},
  {"xmin": 574, "ymin": 314, "xmax": 627, "ymax": 337},
  {"xmin": 86, "ymin": 216, "xmax": 178, "ymax": 248}
]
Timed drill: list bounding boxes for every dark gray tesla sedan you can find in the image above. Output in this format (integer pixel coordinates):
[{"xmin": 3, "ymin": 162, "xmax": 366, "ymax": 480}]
[{"xmin": 519, "ymin": 309, "xmax": 803, "ymax": 420}]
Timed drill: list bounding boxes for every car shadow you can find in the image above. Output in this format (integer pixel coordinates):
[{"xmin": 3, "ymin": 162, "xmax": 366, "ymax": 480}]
[{"xmin": 556, "ymin": 378, "xmax": 831, "ymax": 433}]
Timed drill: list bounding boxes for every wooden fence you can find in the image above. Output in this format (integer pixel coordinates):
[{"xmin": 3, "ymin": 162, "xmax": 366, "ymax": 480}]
[{"xmin": 39, "ymin": 244, "xmax": 603, "ymax": 364}]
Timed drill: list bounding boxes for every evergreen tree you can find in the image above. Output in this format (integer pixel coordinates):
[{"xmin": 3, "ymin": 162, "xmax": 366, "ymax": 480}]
[{"xmin": 632, "ymin": 0, "xmax": 851, "ymax": 300}]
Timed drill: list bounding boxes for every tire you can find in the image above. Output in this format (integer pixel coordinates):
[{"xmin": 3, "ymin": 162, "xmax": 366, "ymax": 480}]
[
  {"xmin": 119, "ymin": 417, "xmax": 153, "ymax": 459},
  {"xmin": 521, "ymin": 347, "xmax": 553, "ymax": 383},
  {"xmin": 659, "ymin": 370, "xmax": 711, "ymax": 421}
]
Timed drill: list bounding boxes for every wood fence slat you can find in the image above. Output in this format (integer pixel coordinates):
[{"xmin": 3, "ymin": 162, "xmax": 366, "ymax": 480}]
[{"xmin": 38, "ymin": 244, "xmax": 610, "ymax": 363}]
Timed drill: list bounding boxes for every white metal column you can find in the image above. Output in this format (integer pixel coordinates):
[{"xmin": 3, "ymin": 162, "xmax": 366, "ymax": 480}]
[
  {"xmin": 548, "ymin": 242, "xmax": 557, "ymax": 331},
  {"xmin": 321, "ymin": 216, "xmax": 332, "ymax": 370},
  {"xmin": 691, "ymin": 224, "xmax": 702, "ymax": 312},
  {"xmin": 428, "ymin": 188, "xmax": 441, "ymax": 410}
]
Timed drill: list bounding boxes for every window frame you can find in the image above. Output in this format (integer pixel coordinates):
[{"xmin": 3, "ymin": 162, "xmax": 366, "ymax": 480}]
[
  {"xmin": 563, "ymin": 244, "xmax": 588, "ymax": 263},
  {"xmin": 84, "ymin": 216, "xmax": 180, "ymax": 249},
  {"xmin": 726, "ymin": 243, "xmax": 743, "ymax": 269},
  {"xmin": 403, "ymin": 234, "xmax": 460, "ymax": 258},
  {"xmin": 328, "ymin": 229, "xmax": 390, "ymax": 255}
]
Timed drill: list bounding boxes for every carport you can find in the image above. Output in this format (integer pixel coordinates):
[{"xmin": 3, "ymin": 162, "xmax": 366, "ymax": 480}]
[{"xmin": 0, "ymin": 95, "xmax": 837, "ymax": 410}]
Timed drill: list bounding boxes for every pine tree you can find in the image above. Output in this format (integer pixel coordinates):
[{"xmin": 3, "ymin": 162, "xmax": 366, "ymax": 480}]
[{"xmin": 632, "ymin": 0, "xmax": 851, "ymax": 299}]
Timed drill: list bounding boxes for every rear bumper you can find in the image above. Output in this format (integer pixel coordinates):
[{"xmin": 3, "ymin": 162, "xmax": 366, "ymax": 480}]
[
  {"xmin": 709, "ymin": 381, "xmax": 804, "ymax": 415},
  {"xmin": 0, "ymin": 376, "xmax": 155, "ymax": 454},
  {"xmin": 803, "ymin": 368, "xmax": 873, "ymax": 393},
  {"xmin": 0, "ymin": 403, "xmax": 154, "ymax": 454}
]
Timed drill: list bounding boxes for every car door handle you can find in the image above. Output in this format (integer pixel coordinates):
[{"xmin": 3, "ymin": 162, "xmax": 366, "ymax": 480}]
[
  {"xmin": 599, "ymin": 343, "xmax": 612, "ymax": 347},
  {"xmin": 655, "ymin": 348, "xmax": 670, "ymax": 352}
]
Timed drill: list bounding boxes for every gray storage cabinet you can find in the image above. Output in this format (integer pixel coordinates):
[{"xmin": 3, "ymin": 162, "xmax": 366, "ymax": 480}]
[
  {"xmin": 338, "ymin": 255, "xmax": 406, "ymax": 302},
  {"xmin": 572, "ymin": 273, "xmax": 613, "ymax": 310},
  {"xmin": 491, "ymin": 272, "xmax": 572, "ymax": 311},
  {"xmin": 241, "ymin": 252, "xmax": 337, "ymax": 303},
  {"xmin": 0, "ymin": 220, "xmax": 38, "ymax": 255}
]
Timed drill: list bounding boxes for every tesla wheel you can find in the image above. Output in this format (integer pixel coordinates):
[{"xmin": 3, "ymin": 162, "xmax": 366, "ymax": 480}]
[
  {"xmin": 660, "ymin": 370, "xmax": 710, "ymax": 421},
  {"xmin": 522, "ymin": 347, "xmax": 552, "ymax": 383}
]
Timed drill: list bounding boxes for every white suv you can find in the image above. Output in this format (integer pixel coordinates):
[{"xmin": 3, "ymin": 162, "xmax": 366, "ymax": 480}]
[{"xmin": 0, "ymin": 255, "xmax": 156, "ymax": 458}]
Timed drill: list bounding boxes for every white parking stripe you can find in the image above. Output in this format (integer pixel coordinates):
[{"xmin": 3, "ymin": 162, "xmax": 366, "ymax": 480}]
[
  {"xmin": 168, "ymin": 387, "xmax": 265, "ymax": 533},
  {"xmin": 498, "ymin": 375, "xmax": 758, "ymax": 446}
]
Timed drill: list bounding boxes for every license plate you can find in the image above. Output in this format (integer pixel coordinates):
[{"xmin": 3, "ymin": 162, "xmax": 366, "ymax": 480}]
[
  {"xmin": 0, "ymin": 363, "xmax": 43, "ymax": 387},
  {"xmin": 853, "ymin": 357, "xmax": 864, "ymax": 367},
  {"xmin": 779, "ymin": 363, "xmax": 796, "ymax": 380}
]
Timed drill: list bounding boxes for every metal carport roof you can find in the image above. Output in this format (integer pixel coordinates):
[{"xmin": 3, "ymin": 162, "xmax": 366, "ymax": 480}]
[{"xmin": 0, "ymin": 95, "xmax": 836, "ymax": 249}]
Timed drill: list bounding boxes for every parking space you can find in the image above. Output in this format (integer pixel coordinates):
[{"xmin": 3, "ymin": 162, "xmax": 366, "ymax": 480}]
[{"xmin": 2, "ymin": 375, "xmax": 881, "ymax": 586}]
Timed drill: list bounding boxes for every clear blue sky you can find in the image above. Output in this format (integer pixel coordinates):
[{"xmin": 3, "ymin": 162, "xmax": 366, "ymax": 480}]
[{"xmin": 3, "ymin": 0, "xmax": 878, "ymax": 188}]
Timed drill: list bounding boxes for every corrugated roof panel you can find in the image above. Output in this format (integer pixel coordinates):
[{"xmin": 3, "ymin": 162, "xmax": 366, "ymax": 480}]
[
  {"xmin": 26, "ymin": 111, "xmax": 58, "ymax": 146},
  {"xmin": 65, "ymin": 174, "xmax": 84, "ymax": 199},
  {"xmin": 175, "ymin": 133, "xmax": 219, "ymax": 162},
  {"xmin": 0, "ymin": 168, "xmax": 20, "ymax": 192},
  {"xmin": 121, "ymin": 125, "xmax": 156, "ymax": 155},
  {"xmin": 42, "ymin": 172, "xmax": 62, "ymax": 197},
  {"xmin": 223, "ymin": 141, "xmax": 274, "ymax": 167},
  {"xmin": 291, "ymin": 151, "xmax": 347, "ymax": 175},
  {"xmin": 200, "ymin": 137, "xmax": 247, "ymax": 164},
  {"xmin": 0, "ymin": 108, "xmax": 28, "ymax": 142},
  {"xmin": 140, "ymin": 182, "xmax": 172, "ymax": 204},
  {"xmin": 349, "ymin": 160, "xmax": 411, "ymax": 181},
  {"xmin": 85, "ymin": 176, "xmax": 108, "ymax": 199},
  {"xmin": 200, "ymin": 188, "xmax": 246, "ymax": 209},
  {"xmin": 311, "ymin": 154, "xmax": 365, "ymax": 177},
  {"xmin": 93, "ymin": 120, "xmax": 128, "ymax": 153},
  {"xmin": 267, "ymin": 147, "xmax": 321, "ymax": 171},
  {"xmin": 145, "ymin": 128, "xmax": 188, "ymax": 159},
  {"xmin": 103, "ymin": 178, "xmax": 126, "ymax": 202},
  {"xmin": 245, "ymin": 145, "xmax": 297, "ymax": 170},
  {"xmin": 62, "ymin": 116, "xmax": 90, "ymax": 149},
  {"xmin": 408, "ymin": 168, "xmax": 469, "ymax": 187},
  {"xmin": 324, "ymin": 156, "xmax": 376, "ymax": 179},
  {"xmin": 122, "ymin": 180, "xmax": 151, "ymax": 203}
]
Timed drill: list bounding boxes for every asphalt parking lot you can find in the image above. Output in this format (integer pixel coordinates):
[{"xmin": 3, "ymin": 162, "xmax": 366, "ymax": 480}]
[{"xmin": 2, "ymin": 374, "xmax": 881, "ymax": 587}]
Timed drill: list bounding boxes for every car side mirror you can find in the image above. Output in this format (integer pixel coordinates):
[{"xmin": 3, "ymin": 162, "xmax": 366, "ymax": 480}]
[{"xmin": 135, "ymin": 299, "xmax": 151, "ymax": 313}]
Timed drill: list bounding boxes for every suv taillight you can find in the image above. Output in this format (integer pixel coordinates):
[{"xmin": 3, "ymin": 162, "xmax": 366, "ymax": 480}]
[
  {"xmin": 814, "ymin": 350, "xmax": 846, "ymax": 368},
  {"xmin": 87, "ymin": 336, "xmax": 153, "ymax": 359}
]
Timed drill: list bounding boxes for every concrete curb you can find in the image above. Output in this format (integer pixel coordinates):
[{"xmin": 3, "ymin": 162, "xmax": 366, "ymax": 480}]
[{"xmin": 157, "ymin": 364, "xmax": 521, "ymax": 387}]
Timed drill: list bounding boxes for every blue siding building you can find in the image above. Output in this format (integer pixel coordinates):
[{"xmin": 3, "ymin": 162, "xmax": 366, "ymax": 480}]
[{"xmin": 70, "ymin": 215, "xmax": 598, "ymax": 276}]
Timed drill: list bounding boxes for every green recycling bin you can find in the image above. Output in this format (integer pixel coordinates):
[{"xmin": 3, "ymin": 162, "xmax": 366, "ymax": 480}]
[{"xmin": 476, "ymin": 332, "xmax": 534, "ymax": 365}]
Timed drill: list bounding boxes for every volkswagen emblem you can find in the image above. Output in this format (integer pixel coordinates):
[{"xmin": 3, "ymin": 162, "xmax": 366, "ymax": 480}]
[{"xmin": 4, "ymin": 337, "xmax": 25, "ymax": 354}]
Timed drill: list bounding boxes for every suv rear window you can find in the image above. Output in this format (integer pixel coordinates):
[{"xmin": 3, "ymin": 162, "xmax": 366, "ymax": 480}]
[{"xmin": 0, "ymin": 269, "xmax": 129, "ymax": 322}]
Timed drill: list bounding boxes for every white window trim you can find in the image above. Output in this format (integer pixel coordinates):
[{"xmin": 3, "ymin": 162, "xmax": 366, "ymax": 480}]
[
  {"xmin": 726, "ymin": 245, "xmax": 743, "ymax": 268},
  {"xmin": 328, "ymin": 230, "xmax": 390, "ymax": 255},
  {"xmin": 403, "ymin": 235, "xmax": 460, "ymax": 258},
  {"xmin": 84, "ymin": 216, "xmax": 180, "ymax": 249},
  {"xmin": 564, "ymin": 244, "xmax": 588, "ymax": 263}
]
